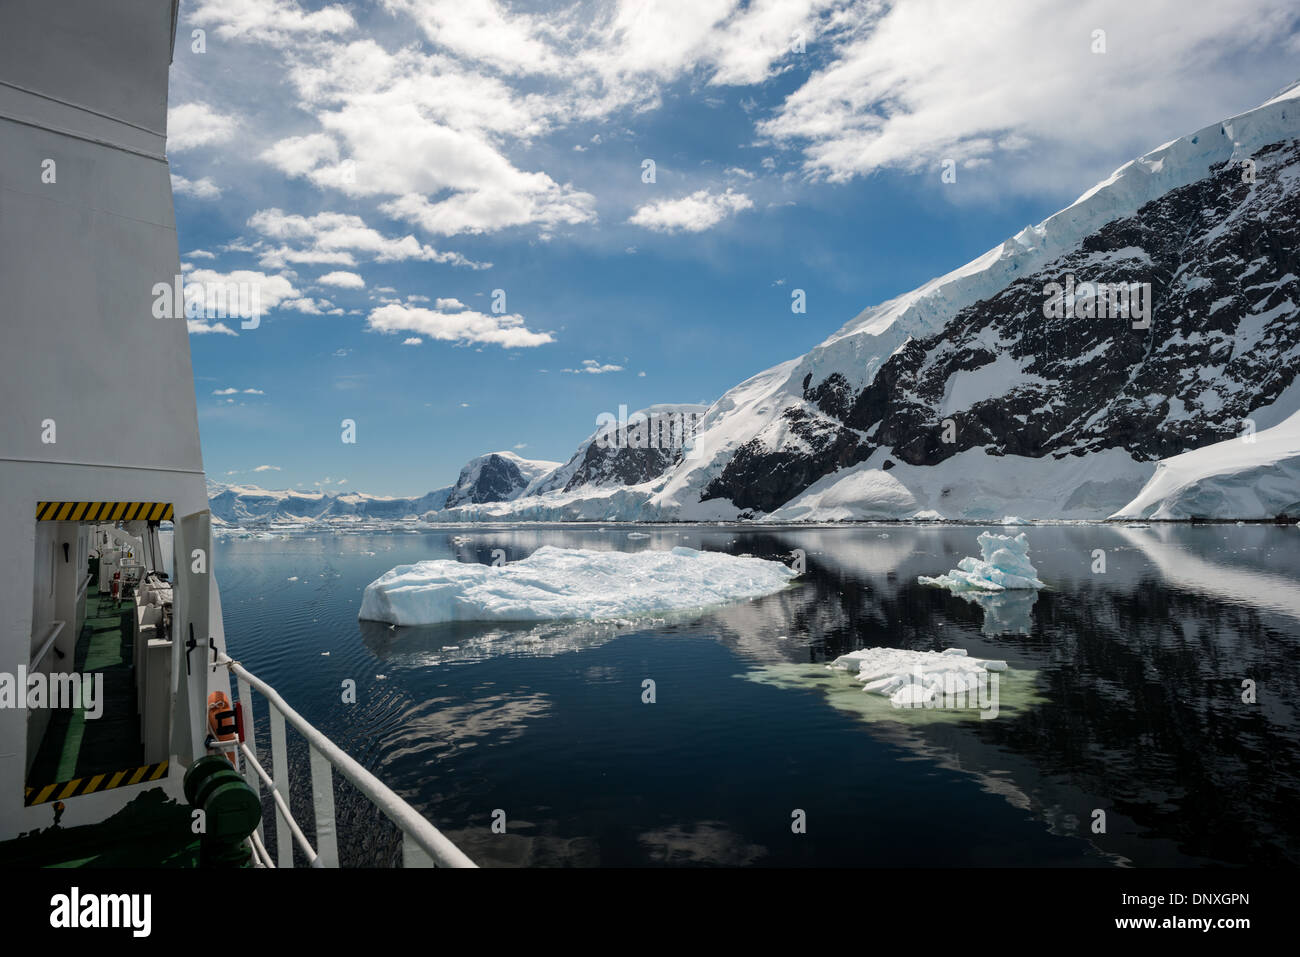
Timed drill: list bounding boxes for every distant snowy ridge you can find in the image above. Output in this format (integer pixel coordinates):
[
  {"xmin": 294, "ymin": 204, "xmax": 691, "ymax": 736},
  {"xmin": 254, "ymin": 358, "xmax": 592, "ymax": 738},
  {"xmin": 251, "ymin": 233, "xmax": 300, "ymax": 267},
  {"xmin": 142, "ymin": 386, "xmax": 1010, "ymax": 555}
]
[
  {"xmin": 206, "ymin": 481, "xmax": 453, "ymax": 525},
  {"xmin": 425, "ymin": 404, "xmax": 709, "ymax": 523},
  {"xmin": 207, "ymin": 451, "xmax": 559, "ymax": 525}
]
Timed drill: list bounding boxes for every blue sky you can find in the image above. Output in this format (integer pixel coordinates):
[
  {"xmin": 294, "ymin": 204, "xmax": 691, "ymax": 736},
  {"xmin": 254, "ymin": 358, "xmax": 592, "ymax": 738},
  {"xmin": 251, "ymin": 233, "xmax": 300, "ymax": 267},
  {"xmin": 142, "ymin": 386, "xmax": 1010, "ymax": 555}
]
[{"xmin": 168, "ymin": 0, "xmax": 1300, "ymax": 497}]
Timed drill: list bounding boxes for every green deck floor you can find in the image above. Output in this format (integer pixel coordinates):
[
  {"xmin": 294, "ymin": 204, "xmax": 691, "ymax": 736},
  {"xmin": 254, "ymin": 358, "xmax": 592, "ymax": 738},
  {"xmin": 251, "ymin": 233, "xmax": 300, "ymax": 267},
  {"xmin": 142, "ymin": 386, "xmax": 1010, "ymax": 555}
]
[
  {"xmin": 2, "ymin": 583, "xmax": 202, "ymax": 867},
  {"xmin": 26, "ymin": 582, "xmax": 145, "ymax": 786}
]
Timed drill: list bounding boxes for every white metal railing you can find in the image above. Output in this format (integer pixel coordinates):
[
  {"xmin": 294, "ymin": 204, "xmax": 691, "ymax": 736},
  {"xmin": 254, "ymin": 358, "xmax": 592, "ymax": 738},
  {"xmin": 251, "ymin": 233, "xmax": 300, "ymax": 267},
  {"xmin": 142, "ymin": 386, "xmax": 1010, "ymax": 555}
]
[
  {"xmin": 214, "ymin": 655, "xmax": 476, "ymax": 869},
  {"xmin": 30, "ymin": 620, "xmax": 65, "ymax": 671}
]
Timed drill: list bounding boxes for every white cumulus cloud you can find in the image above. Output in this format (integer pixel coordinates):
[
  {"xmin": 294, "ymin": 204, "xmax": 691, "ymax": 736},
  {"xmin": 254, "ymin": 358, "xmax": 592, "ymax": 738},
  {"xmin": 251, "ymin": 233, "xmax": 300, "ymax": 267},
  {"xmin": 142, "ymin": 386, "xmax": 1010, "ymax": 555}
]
[
  {"xmin": 167, "ymin": 102, "xmax": 239, "ymax": 152},
  {"xmin": 629, "ymin": 188, "xmax": 754, "ymax": 233},
  {"xmin": 563, "ymin": 360, "xmax": 624, "ymax": 374},
  {"xmin": 171, "ymin": 174, "xmax": 223, "ymax": 199},
  {"xmin": 317, "ymin": 270, "xmax": 366, "ymax": 289},
  {"xmin": 367, "ymin": 303, "xmax": 553, "ymax": 348},
  {"xmin": 187, "ymin": 319, "xmax": 238, "ymax": 336}
]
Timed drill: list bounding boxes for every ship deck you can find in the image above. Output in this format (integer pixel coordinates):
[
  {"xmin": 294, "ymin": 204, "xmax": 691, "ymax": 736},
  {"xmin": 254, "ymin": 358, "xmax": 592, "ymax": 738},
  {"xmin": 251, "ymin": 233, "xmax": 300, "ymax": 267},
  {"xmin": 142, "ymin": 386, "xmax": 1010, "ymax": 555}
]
[
  {"xmin": 1, "ymin": 582, "xmax": 198, "ymax": 867},
  {"xmin": 27, "ymin": 582, "xmax": 145, "ymax": 784}
]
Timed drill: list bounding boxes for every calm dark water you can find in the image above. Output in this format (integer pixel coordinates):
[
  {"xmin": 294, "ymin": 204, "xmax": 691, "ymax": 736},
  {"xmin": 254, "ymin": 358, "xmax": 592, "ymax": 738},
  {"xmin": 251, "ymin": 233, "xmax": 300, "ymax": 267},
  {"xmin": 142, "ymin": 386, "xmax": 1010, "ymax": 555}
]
[{"xmin": 213, "ymin": 523, "xmax": 1300, "ymax": 867}]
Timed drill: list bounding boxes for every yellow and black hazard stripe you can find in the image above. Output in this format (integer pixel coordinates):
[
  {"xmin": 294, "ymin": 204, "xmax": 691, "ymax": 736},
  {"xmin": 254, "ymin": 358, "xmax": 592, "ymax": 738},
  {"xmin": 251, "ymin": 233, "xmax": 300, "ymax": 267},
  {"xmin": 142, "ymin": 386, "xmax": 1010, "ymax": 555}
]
[
  {"xmin": 24, "ymin": 761, "xmax": 169, "ymax": 806},
  {"xmin": 35, "ymin": 502, "xmax": 173, "ymax": 522}
]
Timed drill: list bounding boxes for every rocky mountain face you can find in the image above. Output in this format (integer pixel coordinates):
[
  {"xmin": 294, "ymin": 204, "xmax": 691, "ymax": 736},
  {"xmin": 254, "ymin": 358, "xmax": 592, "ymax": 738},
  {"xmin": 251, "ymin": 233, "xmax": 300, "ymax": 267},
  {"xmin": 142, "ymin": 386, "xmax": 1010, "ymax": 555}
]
[
  {"xmin": 704, "ymin": 135, "xmax": 1300, "ymax": 516},
  {"xmin": 626, "ymin": 82, "xmax": 1300, "ymax": 522},
  {"xmin": 443, "ymin": 451, "xmax": 560, "ymax": 508},
  {"xmin": 526, "ymin": 404, "xmax": 710, "ymax": 495}
]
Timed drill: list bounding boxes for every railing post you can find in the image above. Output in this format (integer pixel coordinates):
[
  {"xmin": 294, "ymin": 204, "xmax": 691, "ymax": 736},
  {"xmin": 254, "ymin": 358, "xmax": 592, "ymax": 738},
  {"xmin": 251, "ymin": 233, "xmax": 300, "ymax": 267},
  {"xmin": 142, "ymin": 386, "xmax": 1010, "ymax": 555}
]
[
  {"xmin": 309, "ymin": 746, "xmax": 340, "ymax": 867},
  {"xmin": 235, "ymin": 676, "xmax": 265, "ymax": 843},
  {"xmin": 219, "ymin": 657, "xmax": 476, "ymax": 867},
  {"xmin": 268, "ymin": 704, "xmax": 293, "ymax": 868}
]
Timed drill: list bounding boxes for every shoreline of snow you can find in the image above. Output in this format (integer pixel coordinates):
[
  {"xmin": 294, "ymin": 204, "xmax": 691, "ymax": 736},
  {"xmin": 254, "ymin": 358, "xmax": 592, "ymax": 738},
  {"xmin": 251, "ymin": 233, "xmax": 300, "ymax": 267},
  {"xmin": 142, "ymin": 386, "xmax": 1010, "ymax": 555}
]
[
  {"xmin": 214, "ymin": 516, "xmax": 1297, "ymax": 532},
  {"xmin": 1112, "ymin": 410, "xmax": 1300, "ymax": 520}
]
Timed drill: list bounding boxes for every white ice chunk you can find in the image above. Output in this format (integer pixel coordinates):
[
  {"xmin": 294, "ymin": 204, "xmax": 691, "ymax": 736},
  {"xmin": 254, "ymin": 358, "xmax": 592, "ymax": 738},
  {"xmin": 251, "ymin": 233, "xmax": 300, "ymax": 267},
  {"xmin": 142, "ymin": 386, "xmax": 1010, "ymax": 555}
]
[
  {"xmin": 918, "ymin": 531, "xmax": 1045, "ymax": 592},
  {"xmin": 891, "ymin": 684, "xmax": 935, "ymax": 707},
  {"xmin": 358, "ymin": 545, "xmax": 797, "ymax": 625},
  {"xmin": 863, "ymin": 674, "xmax": 907, "ymax": 695},
  {"xmin": 829, "ymin": 646, "xmax": 1006, "ymax": 712}
]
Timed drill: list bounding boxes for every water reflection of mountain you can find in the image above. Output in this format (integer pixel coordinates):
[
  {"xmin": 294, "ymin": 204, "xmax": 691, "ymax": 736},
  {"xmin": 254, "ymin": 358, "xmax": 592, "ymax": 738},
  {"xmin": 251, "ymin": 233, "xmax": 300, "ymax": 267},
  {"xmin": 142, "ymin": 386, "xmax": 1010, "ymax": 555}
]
[
  {"xmin": 699, "ymin": 526, "xmax": 1300, "ymax": 866},
  {"xmin": 352, "ymin": 524, "xmax": 1300, "ymax": 865}
]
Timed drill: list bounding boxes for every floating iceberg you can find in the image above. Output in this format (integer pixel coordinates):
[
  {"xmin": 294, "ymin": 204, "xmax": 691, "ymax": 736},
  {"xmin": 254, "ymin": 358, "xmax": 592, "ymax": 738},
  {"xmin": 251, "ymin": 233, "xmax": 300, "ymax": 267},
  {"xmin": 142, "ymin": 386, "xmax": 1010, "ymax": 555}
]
[
  {"xmin": 829, "ymin": 647, "xmax": 1006, "ymax": 717},
  {"xmin": 358, "ymin": 545, "xmax": 798, "ymax": 625},
  {"xmin": 918, "ymin": 531, "xmax": 1044, "ymax": 592}
]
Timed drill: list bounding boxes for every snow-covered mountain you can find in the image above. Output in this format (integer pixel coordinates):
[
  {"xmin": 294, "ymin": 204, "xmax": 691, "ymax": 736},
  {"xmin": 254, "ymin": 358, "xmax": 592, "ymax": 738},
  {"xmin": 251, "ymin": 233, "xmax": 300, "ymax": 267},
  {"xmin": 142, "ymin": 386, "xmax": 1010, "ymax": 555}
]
[
  {"xmin": 409, "ymin": 82, "xmax": 1300, "ymax": 523},
  {"xmin": 206, "ymin": 482, "xmax": 453, "ymax": 525},
  {"xmin": 206, "ymin": 452, "xmax": 559, "ymax": 525},
  {"xmin": 443, "ymin": 451, "xmax": 561, "ymax": 508},
  {"xmin": 208, "ymin": 83, "xmax": 1300, "ymax": 525},
  {"xmin": 645, "ymin": 81, "xmax": 1300, "ymax": 523},
  {"xmin": 427, "ymin": 404, "xmax": 708, "ymax": 521}
]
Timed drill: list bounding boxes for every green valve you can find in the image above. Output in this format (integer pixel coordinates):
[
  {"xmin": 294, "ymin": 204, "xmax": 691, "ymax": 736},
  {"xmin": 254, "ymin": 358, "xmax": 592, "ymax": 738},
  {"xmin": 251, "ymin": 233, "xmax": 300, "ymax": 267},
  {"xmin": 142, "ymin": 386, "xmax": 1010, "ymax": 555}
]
[{"xmin": 184, "ymin": 756, "xmax": 262, "ymax": 868}]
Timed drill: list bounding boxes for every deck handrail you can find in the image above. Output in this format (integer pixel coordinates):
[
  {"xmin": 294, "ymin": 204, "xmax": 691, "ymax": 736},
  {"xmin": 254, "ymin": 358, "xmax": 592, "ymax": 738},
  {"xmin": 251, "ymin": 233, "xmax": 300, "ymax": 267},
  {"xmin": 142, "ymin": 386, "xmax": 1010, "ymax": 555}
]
[
  {"xmin": 29, "ymin": 620, "xmax": 65, "ymax": 671},
  {"xmin": 216, "ymin": 655, "xmax": 476, "ymax": 869}
]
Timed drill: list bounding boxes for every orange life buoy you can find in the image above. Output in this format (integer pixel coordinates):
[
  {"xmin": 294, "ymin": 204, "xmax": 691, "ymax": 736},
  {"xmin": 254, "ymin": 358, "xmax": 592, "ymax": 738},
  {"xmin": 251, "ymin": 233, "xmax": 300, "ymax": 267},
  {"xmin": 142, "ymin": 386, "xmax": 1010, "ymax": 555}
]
[{"xmin": 207, "ymin": 691, "xmax": 239, "ymax": 766}]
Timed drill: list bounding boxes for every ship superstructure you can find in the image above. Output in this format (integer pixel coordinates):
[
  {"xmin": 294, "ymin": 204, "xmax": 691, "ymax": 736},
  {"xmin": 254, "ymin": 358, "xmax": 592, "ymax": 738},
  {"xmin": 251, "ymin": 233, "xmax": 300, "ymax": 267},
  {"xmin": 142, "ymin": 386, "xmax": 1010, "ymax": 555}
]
[{"xmin": 0, "ymin": 0, "xmax": 470, "ymax": 868}]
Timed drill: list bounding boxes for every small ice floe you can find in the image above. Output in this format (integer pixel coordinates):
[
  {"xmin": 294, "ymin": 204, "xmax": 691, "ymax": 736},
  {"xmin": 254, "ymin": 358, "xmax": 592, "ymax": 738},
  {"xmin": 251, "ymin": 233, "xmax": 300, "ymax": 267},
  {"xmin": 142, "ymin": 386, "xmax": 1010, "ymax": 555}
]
[
  {"xmin": 375, "ymin": 675, "xmax": 387, "ymax": 680},
  {"xmin": 829, "ymin": 647, "xmax": 1006, "ymax": 718},
  {"xmin": 451, "ymin": 535, "xmax": 471, "ymax": 545},
  {"xmin": 287, "ymin": 576, "xmax": 299, "ymax": 581},
  {"xmin": 627, "ymin": 531, "xmax": 650, "ymax": 539},
  {"xmin": 358, "ymin": 545, "xmax": 797, "ymax": 625},
  {"xmin": 1122, "ymin": 523, "xmax": 1150, "ymax": 529},
  {"xmin": 1000, "ymin": 515, "xmax": 1032, "ymax": 525},
  {"xmin": 918, "ymin": 531, "xmax": 1044, "ymax": 592},
  {"xmin": 321, "ymin": 651, "xmax": 330, "ymax": 656}
]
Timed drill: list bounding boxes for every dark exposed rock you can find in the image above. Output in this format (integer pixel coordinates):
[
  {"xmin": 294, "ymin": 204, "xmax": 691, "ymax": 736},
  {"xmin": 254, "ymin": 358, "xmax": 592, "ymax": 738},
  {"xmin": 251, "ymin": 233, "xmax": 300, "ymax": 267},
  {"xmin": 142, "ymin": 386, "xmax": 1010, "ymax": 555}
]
[{"xmin": 703, "ymin": 139, "xmax": 1300, "ymax": 510}]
